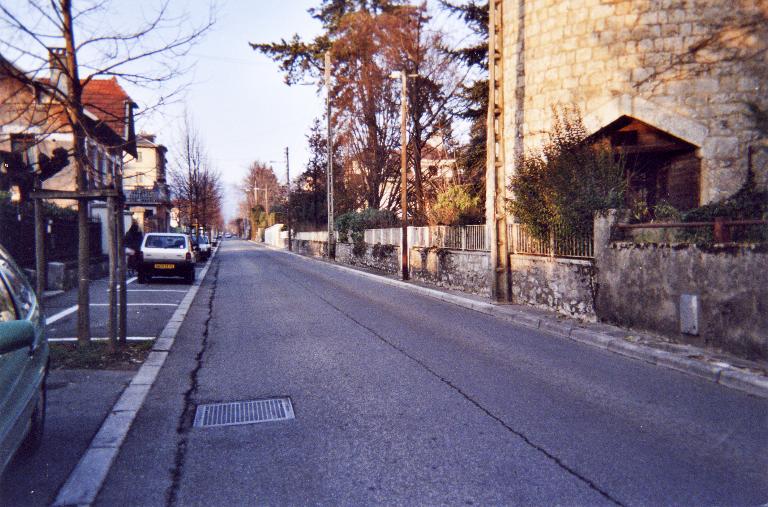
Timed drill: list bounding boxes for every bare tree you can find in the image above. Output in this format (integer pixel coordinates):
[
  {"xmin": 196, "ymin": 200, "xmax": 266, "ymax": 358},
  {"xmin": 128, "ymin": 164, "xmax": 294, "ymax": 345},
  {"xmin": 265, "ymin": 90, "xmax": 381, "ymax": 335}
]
[
  {"xmin": 0, "ymin": 0, "xmax": 215, "ymax": 345},
  {"xmin": 170, "ymin": 114, "xmax": 222, "ymax": 239}
]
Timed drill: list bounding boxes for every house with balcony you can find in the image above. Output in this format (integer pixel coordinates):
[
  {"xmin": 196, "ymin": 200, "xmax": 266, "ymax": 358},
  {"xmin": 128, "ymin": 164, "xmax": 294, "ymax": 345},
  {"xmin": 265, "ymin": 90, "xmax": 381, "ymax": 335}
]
[
  {"xmin": 0, "ymin": 49, "xmax": 137, "ymax": 256},
  {"xmin": 122, "ymin": 133, "xmax": 171, "ymax": 232}
]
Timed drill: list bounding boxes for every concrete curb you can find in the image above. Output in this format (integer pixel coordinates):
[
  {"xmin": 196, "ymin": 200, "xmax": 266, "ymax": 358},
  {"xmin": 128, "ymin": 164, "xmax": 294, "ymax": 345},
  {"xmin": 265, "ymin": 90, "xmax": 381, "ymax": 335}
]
[
  {"xmin": 52, "ymin": 247, "xmax": 218, "ymax": 507},
  {"xmin": 260, "ymin": 242, "xmax": 768, "ymax": 400}
]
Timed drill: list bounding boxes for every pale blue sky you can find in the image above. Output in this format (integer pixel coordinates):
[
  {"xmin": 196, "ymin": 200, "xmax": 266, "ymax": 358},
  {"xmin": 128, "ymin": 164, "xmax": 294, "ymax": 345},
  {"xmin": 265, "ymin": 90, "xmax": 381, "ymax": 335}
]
[{"xmin": 1, "ymin": 0, "xmax": 471, "ymax": 221}]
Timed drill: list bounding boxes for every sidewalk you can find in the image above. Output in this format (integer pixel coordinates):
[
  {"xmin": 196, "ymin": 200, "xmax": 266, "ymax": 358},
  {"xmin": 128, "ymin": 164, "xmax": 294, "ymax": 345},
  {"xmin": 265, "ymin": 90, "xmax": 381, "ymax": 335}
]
[
  {"xmin": 0, "ymin": 369, "xmax": 132, "ymax": 506},
  {"xmin": 258, "ymin": 241, "xmax": 768, "ymax": 399}
]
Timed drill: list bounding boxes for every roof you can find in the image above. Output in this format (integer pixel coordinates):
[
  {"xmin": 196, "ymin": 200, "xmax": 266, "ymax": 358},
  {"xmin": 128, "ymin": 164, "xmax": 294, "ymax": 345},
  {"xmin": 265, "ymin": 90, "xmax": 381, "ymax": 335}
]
[
  {"xmin": 82, "ymin": 77, "xmax": 137, "ymax": 155},
  {"xmin": 29, "ymin": 75, "xmax": 137, "ymax": 156}
]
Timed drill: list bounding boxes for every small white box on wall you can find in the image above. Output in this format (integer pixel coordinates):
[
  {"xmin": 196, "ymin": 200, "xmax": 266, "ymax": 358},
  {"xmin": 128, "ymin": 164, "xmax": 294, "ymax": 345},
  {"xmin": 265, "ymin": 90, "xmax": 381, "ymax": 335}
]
[{"xmin": 680, "ymin": 294, "xmax": 699, "ymax": 335}]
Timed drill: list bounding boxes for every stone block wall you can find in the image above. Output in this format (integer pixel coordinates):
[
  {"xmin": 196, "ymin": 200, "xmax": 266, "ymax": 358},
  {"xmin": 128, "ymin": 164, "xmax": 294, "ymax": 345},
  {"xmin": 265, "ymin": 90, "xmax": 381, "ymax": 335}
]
[
  {"xmin": 595, "ymin": 242, "xmax": 768, "ymax": 359},
  {"xmin": 509, "ymin": 255, "xmax": 596, "ymax": 321},
  {"xmin": 291, "ymin": 240, "xmax": 490, "ymax": 295},
  {"xmin": 502, "ymin": 0, "xmax": 768, "ymax": 203},
  {"xmin": 410, "ymin": 248, "xmax": 491, "ymax": 296}
]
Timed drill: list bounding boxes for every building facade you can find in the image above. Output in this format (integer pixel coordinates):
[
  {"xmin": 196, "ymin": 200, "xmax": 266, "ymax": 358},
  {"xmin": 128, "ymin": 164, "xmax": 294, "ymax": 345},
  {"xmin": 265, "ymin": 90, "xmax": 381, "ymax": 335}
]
[
  {"xmin": 498, "ymin": 0, "xmax": 767, "ymax": 210},
  {"xmin": 123, "ymin": 133, "xmax": 171, "ymax": 232}
]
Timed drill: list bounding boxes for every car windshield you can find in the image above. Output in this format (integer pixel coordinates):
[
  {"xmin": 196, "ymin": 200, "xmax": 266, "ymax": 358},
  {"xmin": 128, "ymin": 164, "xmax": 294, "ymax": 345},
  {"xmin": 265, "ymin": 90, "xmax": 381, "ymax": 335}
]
[{"xmin": 145, "ymin": 235, "xmax": 186, "ymax": 249}]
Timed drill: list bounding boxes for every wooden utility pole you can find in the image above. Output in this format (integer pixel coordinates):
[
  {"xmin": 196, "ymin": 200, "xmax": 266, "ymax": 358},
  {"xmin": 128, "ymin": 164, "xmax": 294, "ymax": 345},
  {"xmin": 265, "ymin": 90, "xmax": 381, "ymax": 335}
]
[
  {"xmin": 486, "ymin": 0, "xmax": 511, "ymax": 302},
  {"xmin": 396, "ymin": 71, "xmax": 410, "ymax": 281},
  {"xmin": 325, "ymin": 51, "xmax": 335, "ymax": 259},
  {"xmin": 61, "ymin": 0, "xmax": 92, "ymax": 344},
  {"xmin": 285, "ymin": 147, "xmax": 292, "ymax": 251}
]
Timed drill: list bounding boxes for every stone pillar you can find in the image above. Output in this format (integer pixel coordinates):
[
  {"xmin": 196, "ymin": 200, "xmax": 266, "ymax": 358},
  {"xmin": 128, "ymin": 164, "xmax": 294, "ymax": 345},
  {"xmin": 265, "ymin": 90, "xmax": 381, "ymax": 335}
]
[{"xmin": 593, "ymin": 209, "xmax": 619, "ymax": 263}]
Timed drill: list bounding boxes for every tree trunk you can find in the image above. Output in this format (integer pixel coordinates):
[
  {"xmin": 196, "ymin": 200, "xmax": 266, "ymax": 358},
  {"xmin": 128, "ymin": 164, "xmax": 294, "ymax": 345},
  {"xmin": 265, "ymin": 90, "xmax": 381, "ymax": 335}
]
[
  {"xmin": 61, "ymin": 0, "xmax": 92, "ymax": 346},
  {"xmin": 106, "ymin": 195, "xmax": 117, "ymax": 352}
]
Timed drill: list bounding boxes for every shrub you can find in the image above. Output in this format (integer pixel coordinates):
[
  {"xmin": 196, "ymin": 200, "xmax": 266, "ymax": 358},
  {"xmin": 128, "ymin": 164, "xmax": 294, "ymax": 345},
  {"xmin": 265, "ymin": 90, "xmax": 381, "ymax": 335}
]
[
  {"xmin": 427, "ymin": 184, "xmax": 481, "ymax": 226},
  {"xmin": 507, "ymin": 105, "xmax": 626, "ymax": 239},
  {"xmin": 335, "ymin": 208, "xmax": 397, "ymax": 244}
]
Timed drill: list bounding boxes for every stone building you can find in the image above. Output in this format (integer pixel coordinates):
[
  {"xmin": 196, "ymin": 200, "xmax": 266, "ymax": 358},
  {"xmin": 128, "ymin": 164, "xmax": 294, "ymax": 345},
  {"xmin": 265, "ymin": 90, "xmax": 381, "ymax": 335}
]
[{"xmin": 498, "ymin": 0, "xmax": 767, "ymax": 210}]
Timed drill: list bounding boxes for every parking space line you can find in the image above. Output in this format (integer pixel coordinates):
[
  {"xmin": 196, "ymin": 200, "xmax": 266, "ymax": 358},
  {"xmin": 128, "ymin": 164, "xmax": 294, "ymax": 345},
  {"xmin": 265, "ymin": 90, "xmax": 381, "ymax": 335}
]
[
  {"xmin": 125, "ymin": 289, "xmax": 188, "ymax": 293},
  {"xmin": 48, "ymin": 336, "xmax": 155, "ymax": 343},
  {"xmin": 47, "ymin": 305, "xmax": 78, "ymax": 324},
  {"xmin": 90, "ymin": 303, "xmax": 178, "ymax": 307}
]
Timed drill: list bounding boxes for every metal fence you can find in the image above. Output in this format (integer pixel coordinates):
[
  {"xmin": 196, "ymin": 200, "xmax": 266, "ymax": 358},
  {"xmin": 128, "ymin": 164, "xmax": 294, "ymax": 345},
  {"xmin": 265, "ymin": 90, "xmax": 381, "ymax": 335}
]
[
  {"xmin": 410, "ymin": 225, "xmax": 488, "ymax": 251},
  {"xmin": 293, "ymin": 222, "xmax": 591, "ymax": 258},
  {"xmin": 364, "ymin": 227, "xmax": 400, "ymax": 246},
  {"xmin": 294, "ymin": 230, "xmax": 329, "ymax": 242},
  {"xmin": 508, "ymin": 223, "xmax": 594, "ymax": 259}
]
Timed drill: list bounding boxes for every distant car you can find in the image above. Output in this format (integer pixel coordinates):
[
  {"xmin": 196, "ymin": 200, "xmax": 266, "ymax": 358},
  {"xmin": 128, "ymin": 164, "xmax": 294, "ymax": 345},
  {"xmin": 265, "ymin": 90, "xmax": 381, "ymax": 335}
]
[
  {"xmin": 137, "ymin": 233, "xmax": 196, "ymax": 284},
  {"xmin": 0, "ymin": 245, "xmax": 48, "ymax": 476},
  {"xmin": 224, "ymin": 233, "xmax": 232, "ymax": 238}
]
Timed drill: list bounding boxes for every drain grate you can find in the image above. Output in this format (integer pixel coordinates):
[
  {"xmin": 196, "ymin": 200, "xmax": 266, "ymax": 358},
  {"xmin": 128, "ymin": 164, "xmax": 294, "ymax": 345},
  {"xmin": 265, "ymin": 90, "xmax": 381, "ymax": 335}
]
[{"xmin": 193, "ymin": 398, "xmax": 295, "ymax": 428}]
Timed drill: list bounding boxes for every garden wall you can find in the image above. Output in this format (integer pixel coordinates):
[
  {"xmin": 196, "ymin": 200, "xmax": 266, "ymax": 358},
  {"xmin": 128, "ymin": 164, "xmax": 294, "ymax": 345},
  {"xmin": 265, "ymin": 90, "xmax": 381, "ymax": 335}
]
[
  {"xmin": 509, "ymin": 255, "xmax": 596, "ymax": 321},
  {"xmin": 595, "ymin": 241, "xmax": 768, "ymax": 359}
]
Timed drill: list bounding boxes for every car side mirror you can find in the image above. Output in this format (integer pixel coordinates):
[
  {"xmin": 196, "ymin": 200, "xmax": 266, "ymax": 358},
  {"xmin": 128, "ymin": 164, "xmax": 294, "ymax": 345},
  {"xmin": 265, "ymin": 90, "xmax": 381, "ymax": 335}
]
[{"xmin": 0, "ymin": 320, "xmax": 36, "ymax": 355}]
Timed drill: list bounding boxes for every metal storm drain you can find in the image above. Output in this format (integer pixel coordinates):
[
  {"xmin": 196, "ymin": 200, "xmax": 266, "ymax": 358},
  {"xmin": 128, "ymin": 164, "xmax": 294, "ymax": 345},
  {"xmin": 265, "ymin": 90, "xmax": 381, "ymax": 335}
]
[{"xmin": 193, "ymin": 398, "xmax": 295, "ymax": 428}]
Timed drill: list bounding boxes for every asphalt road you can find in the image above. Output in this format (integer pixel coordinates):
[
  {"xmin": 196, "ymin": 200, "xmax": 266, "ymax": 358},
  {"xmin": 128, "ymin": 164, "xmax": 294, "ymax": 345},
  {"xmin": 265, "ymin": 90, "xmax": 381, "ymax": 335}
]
[{"xmin": 97, "ymin": 239, "xmax": 768, "ymax": 506}]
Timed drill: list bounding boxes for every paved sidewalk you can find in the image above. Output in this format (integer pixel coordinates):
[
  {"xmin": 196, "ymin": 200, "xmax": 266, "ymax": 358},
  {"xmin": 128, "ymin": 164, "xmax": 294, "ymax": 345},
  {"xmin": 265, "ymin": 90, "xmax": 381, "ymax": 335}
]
[
  {"xmin": 0, "ymin": 369, "xmax": 132, "ymax": 506},
  {"xmin": 261, "ymin": 242, "xmax": 768, "ymax": 399}
]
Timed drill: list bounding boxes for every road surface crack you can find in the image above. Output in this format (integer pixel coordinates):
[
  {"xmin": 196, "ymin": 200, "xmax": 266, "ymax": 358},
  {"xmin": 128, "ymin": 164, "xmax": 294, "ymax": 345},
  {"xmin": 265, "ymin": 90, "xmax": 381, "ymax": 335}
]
[
  {"xmin": 165, "ymin": 261, "xmax": 219, "ymax": 507},
  {"xmin": 280, "ymin": 266, "xmax": 624, "ymax": 506}
]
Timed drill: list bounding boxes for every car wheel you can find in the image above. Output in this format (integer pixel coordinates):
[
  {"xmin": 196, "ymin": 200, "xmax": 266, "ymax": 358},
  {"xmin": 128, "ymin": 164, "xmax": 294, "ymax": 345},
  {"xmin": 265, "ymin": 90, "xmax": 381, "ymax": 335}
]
[
  {"xmin": 21, "ymin": 381, "xmax": 46, "ymax": 453},
  {"xmin": 185, "ymin": 268, "xmax": 195, "ymax": 284},
  {"xmin": 138, "ymin": 270, "xmax": 148, "ymax": 284}
]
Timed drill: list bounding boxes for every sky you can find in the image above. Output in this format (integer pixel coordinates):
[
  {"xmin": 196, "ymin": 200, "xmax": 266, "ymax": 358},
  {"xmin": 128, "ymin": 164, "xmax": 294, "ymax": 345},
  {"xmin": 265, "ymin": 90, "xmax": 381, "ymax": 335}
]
[
  {"xmin": 1, "ymin": 0, "xmax": 471, "ymax": 222},
  {"xmin": 134, "ymin": 0, "xmax": 327, "ymax": 221}
]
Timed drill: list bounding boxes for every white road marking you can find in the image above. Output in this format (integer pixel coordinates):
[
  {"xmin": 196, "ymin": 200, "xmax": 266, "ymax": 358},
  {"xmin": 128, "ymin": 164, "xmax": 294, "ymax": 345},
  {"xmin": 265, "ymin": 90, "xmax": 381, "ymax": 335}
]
[
  {"xmin": 48, "ymin": 336, "xmax": 155, "ymax": 343},
  {"xmin": 46, "ymin": 305, "xmax": 78, "ymax": 325},
  {"xmin": 90, "ymin": 303, "xmax": 178, "ymax": 307},
  {"xmin": 125, "ymin": 289, "xmax": 188, "ymax": 293}
]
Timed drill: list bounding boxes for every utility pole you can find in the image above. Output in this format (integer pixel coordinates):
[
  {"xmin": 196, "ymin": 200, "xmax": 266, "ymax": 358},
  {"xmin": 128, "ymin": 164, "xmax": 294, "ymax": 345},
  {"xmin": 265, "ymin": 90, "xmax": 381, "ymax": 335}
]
[
  {"xmin": 486, "ymin": 0, "xmax": 511, "ymax": 302},
  {"xmin": 399, "ymin": 72, "xmax": 409, "ymax": 280},
  {"xmin": 325, "ymin": 51, "xmax": 335, "ymax": 259},
  {"xmin": 285, "ymin": 147, "xmax": 292, "ymax": 251},
  {"xmin": 391, "ymin": 71, "xmax": 416, "ymax": 281}
]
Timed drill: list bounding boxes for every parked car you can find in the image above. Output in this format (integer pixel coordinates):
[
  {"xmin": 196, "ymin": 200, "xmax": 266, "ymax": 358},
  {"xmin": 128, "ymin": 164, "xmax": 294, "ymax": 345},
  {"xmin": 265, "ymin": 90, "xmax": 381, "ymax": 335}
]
[
  {"xmin": 195, "ymin": 236, "xmax": 211, "ymax": 261},
  {"xmin": 224, "ymin": 233, "xmax": 232, "ymax": 238},
  {"xmin": 0, "ymin": 245, "xmax": 48, "ymax": 476},
  {"xmin": 137, "ymin": 233, "xmax": 196, "ymax": 284}
]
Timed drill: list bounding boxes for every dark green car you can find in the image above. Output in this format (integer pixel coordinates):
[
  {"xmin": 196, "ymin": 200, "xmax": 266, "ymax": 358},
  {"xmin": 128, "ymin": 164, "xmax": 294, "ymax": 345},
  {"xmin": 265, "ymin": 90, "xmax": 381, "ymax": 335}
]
[{"xmin": 0, "ymin": 245, "xmax": 48, "ymax": 475}]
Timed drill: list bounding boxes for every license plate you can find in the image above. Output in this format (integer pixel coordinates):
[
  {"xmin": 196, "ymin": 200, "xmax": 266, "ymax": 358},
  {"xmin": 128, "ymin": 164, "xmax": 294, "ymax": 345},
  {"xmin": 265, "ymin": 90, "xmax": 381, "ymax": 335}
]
[{"xmin": 154, "ymin": 263, "xmax": 175, "ymax": 269}]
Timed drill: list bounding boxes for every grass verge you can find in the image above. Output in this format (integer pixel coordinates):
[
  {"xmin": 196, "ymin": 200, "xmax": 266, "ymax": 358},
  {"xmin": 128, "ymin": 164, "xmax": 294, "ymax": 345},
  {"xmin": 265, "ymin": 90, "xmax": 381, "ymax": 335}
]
[{"xmin": 50, "ymin": 341, "xmax": 153, "ymax": 370}]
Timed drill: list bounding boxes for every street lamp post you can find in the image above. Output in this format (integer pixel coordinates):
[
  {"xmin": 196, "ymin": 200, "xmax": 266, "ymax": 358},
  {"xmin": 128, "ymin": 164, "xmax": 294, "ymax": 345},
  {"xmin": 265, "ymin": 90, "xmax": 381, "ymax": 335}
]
[{"xmin": 390, "ymin": 70, "xmax": 417, "ymax": 281}]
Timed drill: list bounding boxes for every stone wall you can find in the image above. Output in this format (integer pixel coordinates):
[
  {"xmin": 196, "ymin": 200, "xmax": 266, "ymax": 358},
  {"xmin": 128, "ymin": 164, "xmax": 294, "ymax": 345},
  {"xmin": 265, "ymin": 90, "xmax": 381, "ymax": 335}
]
[
  {"xmin": 509, "ymin": 255, "xmax": 596, "ymax": 320},
  {"xmin": 595, "ymin": 242, "xmax": 768, "ymax": 359},
  {"xmin": 292, "ymin": 240, "xmax": 490, "ymax": 295},
  {"xmin": 410, "ymin": 248, "xmax": 490, "ymax": 296},
  {"xmin": 501, "ymin": 0, "xmax": 768, "ymax": 203}
]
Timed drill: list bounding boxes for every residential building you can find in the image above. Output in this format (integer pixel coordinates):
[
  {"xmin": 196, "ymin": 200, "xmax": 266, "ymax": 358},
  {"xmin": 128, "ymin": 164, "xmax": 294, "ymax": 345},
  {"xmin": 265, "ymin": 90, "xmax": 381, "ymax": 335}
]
[
  {"xmin": 0, "ymin": 49, "xmax": 137, "ymax": 243},
  {"xmin": 495, "ymin": 1, "xmax": 767, "ymax": 215},
  {"xmin": 123, "ymin": 133, "xmax": 171, "ymax": 232}
]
